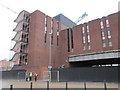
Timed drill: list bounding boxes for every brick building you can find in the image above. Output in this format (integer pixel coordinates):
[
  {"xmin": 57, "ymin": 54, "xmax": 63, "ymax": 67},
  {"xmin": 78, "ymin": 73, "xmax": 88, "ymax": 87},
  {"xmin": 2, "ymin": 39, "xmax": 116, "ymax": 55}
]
[
  {"xmin": 0, "ymin": 60, "xmax": 11, "ymax": 71},
  {"xmin": 11, "ymin": 10, "xmax": 120, "ymax": 79},
  {"xmin": 60, "ymin": 12, "xmax": 120, "ymax": 67}
]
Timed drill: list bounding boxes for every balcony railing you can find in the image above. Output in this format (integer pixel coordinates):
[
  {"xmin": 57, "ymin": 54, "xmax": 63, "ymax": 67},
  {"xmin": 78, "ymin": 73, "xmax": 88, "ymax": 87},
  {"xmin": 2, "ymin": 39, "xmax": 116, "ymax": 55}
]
[
  {"xmin": 14, "ymin": 10, "xmax": 30, "ymax": 23},
  {"xmin": 12, "ymin": 30, "xmax": 28, "ymax": 42},
  {"xmin": 11, "ymin": 41, "xmax": 28, "ymax": 52},
  {"xmin": 11, "ymin": 52, "xmax": 28, "ymax": 61},
  {"xmin": 13, "ymin": 20, "xmax": 29, "ymax": 32}
]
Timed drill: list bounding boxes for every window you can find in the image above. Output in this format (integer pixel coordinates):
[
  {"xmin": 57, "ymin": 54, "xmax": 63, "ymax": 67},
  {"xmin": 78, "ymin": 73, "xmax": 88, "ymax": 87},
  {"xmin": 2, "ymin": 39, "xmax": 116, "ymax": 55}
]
[
  {"xmin": 57, "ymin": 32, "xmax": 59, "ymax": 46},
  {"xmin": 51, "ymin": 34, "xmax": 53, "ymax": 45},
  {"xmin": 27, "ymin": 24, "xmax": 30, "ymax": 32},
  {"xmin": 71, "ymin": 28, "xmax": 74, "ymax": 52},
  {"xmin": 105, "ymin": 16, "xmax": 112, "ymax": 47},
  {"xmin": 100, "ymin": 18, "xmax": 106, "ymax": 48},
  {"xmin": 101, "ymin": 31, "xmax": 105, "ymax": 37},
  {"xmin": 45, "ymin": 15, "xmax": 47, "ymax": 27},
  {"xmin": 44, "ymin": 31, "xmax": 47, "ymax": 43},
  {"xmin": 56, "ymin": 22, "xmax": 59, "ymax": 46},
  {"xmin": 67, "ymin": 29, "xmax": 70, "ymax": 52},
  {"xmin": 87, "ymin": 40, "xmax": 90, "ymax": 49},
  {"xmin": 82, "ymin": 25, "xmax": 86, "ymax": 50},
  {"xmin": 86, "ymin": 24, "xmax": 91, "ymax": 50},
  {"xmin": 56, "ymin": 22, "xmax": 59, "ymax": 31},
  {"xmin": 102, "ymin": 40, "xmax": 106, "ymax": 47},
  {"xmin": 81, "ymin": 24, "xmax": 91, "ymax": 50},
  {"xmin": 51, "ymin": 19, "xmax": 53, "ymax": 45},
  {"xmin": 44, "ymin": 16, "xmax": 47, "ymax": 44},
  {"xmin": 57, "ymin": 36, "xmax": 59, "ymax": 46}
]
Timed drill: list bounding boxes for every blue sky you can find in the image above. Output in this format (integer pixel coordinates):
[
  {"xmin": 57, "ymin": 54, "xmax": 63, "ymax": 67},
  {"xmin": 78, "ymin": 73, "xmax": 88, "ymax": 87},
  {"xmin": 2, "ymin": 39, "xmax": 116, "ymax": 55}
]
[{"xmin": 0, "ymin": 0, "xmax": 119, "ymax": 60}]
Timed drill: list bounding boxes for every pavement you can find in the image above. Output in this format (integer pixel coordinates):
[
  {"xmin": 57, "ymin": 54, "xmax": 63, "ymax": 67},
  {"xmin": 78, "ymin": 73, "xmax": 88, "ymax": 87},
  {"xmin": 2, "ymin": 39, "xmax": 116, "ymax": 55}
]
[{"xmin": 2, "ymin": 79, "xmax": 119, "ymax": 89}]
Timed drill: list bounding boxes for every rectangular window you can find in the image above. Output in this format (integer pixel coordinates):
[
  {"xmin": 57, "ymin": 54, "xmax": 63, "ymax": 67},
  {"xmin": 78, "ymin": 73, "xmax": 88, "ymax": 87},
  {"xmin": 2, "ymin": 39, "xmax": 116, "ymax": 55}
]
[
  {"xmin": 108, "ymin": 41, "xmax": 112, "ymax": 47},
  {"xmin": 107, "ymin": 30, "xmax": 111, "ymax": 36},
  {"xmin": 57, "ymin": 36, "xmax": 59, "ymax": 46},
  {"xmin": 57, "ymin": 32, "xmax": 59, "ymax": 46},
  {"xmin": 86, "ymin": 24, "xmax": 91, "ymax": 50},
  {"xmin": 82, "ymin": 25, "xmax": 86, "ymax": 50},
  {"xmin": 45, "ymin": 15, "xmax": 47, "ymax": 27},
  {"xmin": 51, "ymin": 34, "xmax": 53, "ymax": 45},
  {"xmin": 105, "ymin": 16, "xmax": 112, "ymax": 47},
  {"xmin": 83, "ymin": 36, "xmax": 86, "ymax": 41},
  {"xmin": 44, "ymin": 16, "xmax": 47, "ymax": 44},
  {"xmin": 57, "ymin": 22, "xmax": 59, "ymax": 31},
  {"xmin": 44, "ymin": 31, "xmax": 47, "ymax": 43},
  {"xmin": 83, "ymin": 43, "xmax": 86, "ymax": 50},
  {"xmin": 100, "ymin": 18, "xmax": 106, "ymax": 48},
  {"xmin": 101, "ymin": 31, "xmax": 105, "ymax": 37},
  {"xmin": 51, "ymin": 19, "xmax": 53, "ymax": 30},
  {"xmin": 102, "ymin": 40, "xmax": 106, "ymax": 47},
  {"xmin": 67, "ymin": 29, "xmax": 70, "ymax": 52},
  {"xmin": 51, "ymin": 19, "xmax": 53, "ymax": 45},
  {"xmin": 57, "ymin": 22, "xmax": 59, "ymax": 46},
  {"xmin": 71, "ymin": 28, "xmax": 74, "ymax": 52},
  {"xmin": 88, "ymin": 42, "xmax": 91, "ymax": 50}
]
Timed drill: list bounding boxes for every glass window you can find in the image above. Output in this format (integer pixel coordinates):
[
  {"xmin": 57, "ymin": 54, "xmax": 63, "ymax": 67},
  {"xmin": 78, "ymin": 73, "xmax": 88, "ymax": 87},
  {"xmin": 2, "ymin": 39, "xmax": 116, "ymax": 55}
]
[
  {"xmin": 67, "ymin": 29, "xmax": 70, "ymax": 52},
  {"xmin": 102, "ymin": 43, "xmax": 106, "ymax": 47},
  {"xmin": 71, "ymin": 28, "xmax": 74, "ymax": 50},
  {"xmin": 100, "ymin": 18, "xmax": 106, "ymax": 48},
  {"xmin": 102, "ymin": 31, "xmax": 105, "ymax": 37},
  {"xmin": 83, "ymin": 36, "xmax": 85, "ymax": 41},
  {"xmin": 108, "ymin": 41, "xmax": 112, "ymax": 47},
  {"xmin": 106, "ymin": 16, "xmax": 112, "ymax": 47}
]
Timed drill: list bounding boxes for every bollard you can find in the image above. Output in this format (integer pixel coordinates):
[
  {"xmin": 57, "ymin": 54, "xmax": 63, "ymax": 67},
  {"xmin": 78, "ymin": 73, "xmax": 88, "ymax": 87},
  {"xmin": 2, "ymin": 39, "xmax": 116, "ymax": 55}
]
[
  {"xmin": 66, "ymin": 81, "xmax": 68, "ymax": 90},
  {"xmin": 10, "ymin": 85, "xmax": 13, "ymax": 90},
  {"xmin": 84, "ymin": 80, "xmax": 86, "ymax": 90},
  {"xmin": 104, "ymin": 80, "xmax": 107, "ymax": 90},
  {"xmin": 30, "ymin": 82, "xmax": 32, "ymax": 90},
  {"xmin": 47, "ymin": 81, "xmax": 49, "ymax": 90}
]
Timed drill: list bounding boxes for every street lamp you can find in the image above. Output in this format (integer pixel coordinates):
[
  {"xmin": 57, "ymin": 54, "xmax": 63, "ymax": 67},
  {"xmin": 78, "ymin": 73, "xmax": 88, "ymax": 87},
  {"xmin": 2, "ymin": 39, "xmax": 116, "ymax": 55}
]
[{"xmin": 48, "ymin": 32, "xmax": 52, "ymax": 81}]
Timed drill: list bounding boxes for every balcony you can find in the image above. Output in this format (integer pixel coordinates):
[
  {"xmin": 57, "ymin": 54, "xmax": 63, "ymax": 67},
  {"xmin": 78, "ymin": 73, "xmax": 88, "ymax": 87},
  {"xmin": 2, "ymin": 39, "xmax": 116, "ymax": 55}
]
[
  {"xmin": 12, "ymin": 31, "xmax": 28, "ymax": 42},
  {"xmin": 11, "ymin": 41, "xmax": 28, "ymax": 52},
  {"xmin": 14, "ymin": 10, "xmax": 30, "ymax": 23},
  {"xmin": 13, "ymin": 20, "xmax": 29, "ymax": 32},
  {"xmin": 11, "ymin": 52, "xmax": 28, "ymax": 62}
]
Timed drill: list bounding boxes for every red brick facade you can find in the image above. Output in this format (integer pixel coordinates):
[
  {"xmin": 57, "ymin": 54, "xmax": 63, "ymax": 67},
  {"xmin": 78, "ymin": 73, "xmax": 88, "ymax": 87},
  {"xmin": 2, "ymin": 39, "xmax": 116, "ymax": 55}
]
[
  {"xmin": 11, "ymin": 10, "xmax": 119, "ymax": 79},
  {"xmin": 59, "ymin": 12, "xmax": 119, "ymax": 67}
]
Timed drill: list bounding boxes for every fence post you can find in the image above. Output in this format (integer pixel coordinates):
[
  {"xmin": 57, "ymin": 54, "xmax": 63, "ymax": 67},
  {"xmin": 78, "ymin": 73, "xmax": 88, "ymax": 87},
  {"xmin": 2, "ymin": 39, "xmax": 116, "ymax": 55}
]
[
  {"xmin": 66, "ymin": 81, "xmax": 68, "ymax": 90},
  {"xmin": 10, "ymin": 85, "xmax": 13, "ymax": 90},
  {"xmin": 47, "ymin": 81, "xmax": 49, "ymax": 90},
  {"xmin": 104, "ymin": 80, "xmax": 107, "ymax": 90},
  {"xmin": 30, "ymin": 82, "xmax": 32, "ymax": 90},
  {"xmin": 84, "ymin": 80, "xmax": 86, "ymax": 90}
]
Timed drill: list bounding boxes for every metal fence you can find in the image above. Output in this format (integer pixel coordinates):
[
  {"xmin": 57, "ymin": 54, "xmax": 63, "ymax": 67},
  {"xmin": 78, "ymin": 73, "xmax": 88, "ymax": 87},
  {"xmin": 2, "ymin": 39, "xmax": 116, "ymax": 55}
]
[
  {"xmin": 51, "ymin": 66, "xmax": 120, "ymax": 82},
  {"xmin": 2, "ymin": 70, "xmax": 26, "ymax": 80}
]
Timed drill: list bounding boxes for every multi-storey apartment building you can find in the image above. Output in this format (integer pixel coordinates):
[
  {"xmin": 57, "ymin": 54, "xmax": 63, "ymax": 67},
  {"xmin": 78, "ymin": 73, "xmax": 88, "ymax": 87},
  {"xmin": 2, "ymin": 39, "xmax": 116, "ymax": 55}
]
[
  {"xmin": 11, "ymin": 10, "xmax": 76, "ymax": 79},
  {"xmin": 11, "ymin": 10, "xmax": 120, "ymax": 79}
]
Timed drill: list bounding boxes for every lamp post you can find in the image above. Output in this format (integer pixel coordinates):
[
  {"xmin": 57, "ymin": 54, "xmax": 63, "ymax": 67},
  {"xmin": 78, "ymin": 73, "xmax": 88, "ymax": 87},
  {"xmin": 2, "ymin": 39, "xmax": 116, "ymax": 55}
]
[{"xmin": 48, "ymin": 32, "xmax": 52, "ymax": 81}]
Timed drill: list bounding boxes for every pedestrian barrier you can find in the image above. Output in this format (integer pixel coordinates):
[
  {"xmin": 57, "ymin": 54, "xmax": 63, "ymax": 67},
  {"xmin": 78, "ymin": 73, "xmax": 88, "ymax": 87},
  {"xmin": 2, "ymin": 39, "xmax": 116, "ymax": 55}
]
[{"xmin": 7, "ymin": 80, "xmax": 118, "ymax": 90}]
